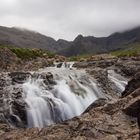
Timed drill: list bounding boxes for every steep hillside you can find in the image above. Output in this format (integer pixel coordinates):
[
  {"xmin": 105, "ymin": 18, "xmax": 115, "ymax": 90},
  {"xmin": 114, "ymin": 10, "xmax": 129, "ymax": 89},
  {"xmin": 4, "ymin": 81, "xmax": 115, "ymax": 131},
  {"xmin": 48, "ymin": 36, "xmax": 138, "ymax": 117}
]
[
  {"xmin": 0, "ymin": 46, "xmax": 66, "ymax": 72},
  {"xmin": 1, "ymin": 26, "xmax": 140, "ymax": 56},
  {"xmin": 58, "ymin": 27, "xmax": 140, "ymax": 56},
  {"xmin": 0, "ymin": 26, "xmax": 71, "ymax": 52},
  {"xmin": 111, "ymin": 42, "xmax": 140, "ymax": 57}
]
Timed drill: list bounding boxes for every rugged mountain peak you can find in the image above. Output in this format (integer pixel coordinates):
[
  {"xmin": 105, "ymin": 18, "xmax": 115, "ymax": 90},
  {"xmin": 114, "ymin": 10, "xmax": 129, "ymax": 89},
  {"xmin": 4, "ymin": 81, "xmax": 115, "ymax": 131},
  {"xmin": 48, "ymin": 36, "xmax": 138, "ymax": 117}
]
[
  {"xmin": 74, "ymin": 34, "xmax": 84, "ymax": 41},
  {"xmin": 0, "ymin": 25, "xmax": 140, "ymax": 56}
]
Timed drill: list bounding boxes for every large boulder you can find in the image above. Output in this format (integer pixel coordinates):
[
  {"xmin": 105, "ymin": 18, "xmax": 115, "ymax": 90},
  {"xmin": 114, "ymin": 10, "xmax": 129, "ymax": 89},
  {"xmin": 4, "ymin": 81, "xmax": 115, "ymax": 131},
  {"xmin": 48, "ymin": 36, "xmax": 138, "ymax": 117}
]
[{"xmin": 9, "ymin": 72, "xmax": 31, "ymax": 84}]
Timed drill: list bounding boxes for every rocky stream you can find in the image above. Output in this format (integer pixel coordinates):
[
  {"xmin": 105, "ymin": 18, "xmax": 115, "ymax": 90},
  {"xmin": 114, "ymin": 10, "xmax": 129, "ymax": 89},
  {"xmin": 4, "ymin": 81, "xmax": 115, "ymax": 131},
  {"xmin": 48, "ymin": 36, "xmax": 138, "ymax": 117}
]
[{"xmin": 0, "ymin": 55, "xmax": 140, "ymax": 140}]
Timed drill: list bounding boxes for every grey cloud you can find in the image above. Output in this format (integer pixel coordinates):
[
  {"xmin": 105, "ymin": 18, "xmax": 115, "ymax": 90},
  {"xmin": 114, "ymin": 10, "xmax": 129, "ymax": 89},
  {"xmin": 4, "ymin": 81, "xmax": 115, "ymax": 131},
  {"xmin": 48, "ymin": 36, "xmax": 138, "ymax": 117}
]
[{"xmin": 0, "ymin": 0, "xmax": 140, "ymax": 40}]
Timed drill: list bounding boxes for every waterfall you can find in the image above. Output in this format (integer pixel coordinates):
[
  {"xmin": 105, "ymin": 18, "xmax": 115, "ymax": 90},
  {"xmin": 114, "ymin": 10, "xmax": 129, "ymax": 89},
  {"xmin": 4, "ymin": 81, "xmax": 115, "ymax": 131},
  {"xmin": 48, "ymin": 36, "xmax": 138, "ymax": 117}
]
[
  {"xmin": 22, "ymin": 63, "xmax": 99, "ymax": 128},
  {"xmin": 108, "ymin": 70, "xmax": 128, "ymax": 95},
  {"xmin": 0, "ymin": 62, "xmax": 129, "ymax": 128},
  {"xmin": 54, "ymin": 62, "xmax": 75, "ymax": 68}
]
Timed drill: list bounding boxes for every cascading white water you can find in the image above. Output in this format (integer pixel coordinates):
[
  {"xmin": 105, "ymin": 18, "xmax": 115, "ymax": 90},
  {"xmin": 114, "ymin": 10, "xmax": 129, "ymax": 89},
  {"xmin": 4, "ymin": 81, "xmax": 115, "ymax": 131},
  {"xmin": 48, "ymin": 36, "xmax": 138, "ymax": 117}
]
[
  {"xmin": 21, "ymin": 64, "xmax": 127, "ymax": 128},
  {"xmin": 22, "ymin": 78, "xmax": 54, "ymax": 127},
  {"xmin": 108, "ymin": 70, "xmax": 128, "ymax": 94},
  {"xmin": 22, "ymin": 63, "xmax": 99, "ymax": 128},
  {"xmin": 54, "ymin": 62, "xmax": 75, "ymax": 68}
]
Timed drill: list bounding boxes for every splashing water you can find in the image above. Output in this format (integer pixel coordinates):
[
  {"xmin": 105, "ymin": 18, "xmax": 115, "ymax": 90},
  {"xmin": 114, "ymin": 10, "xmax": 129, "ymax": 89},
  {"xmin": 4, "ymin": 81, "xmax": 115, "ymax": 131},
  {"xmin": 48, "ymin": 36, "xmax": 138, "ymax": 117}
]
[
  {"xmin": 108, "ymin": 70, "xmax": 128, "ymax": 95},
  {"xmin": 21, "ymin": 64, "xmax": 127, "ymax": 128},
  {"xmin": 22, "ymin": 64, "xmax": 100, "ymax": 128}
]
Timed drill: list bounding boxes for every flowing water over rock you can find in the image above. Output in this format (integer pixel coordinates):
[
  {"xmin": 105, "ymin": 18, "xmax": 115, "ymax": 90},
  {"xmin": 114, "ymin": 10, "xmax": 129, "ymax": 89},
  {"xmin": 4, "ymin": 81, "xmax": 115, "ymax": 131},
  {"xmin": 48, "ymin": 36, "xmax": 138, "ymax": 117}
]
[
  {"xmin": 22, "ymin": 63, "xmax": 100, "ymax": 128},
  {"xmin": 108, "ymin": 70, "xmax": 128, "ymax": 95},
  {"xmin": 0, "ymin": 62, "xmax": 128, "ymax": 128}
]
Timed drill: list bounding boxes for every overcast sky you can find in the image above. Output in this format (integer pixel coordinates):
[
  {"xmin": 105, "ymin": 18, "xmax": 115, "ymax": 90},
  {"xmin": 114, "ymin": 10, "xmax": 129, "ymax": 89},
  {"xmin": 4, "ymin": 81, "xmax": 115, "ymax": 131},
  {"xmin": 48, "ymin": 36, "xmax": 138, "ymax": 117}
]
[{"xmin": 0, "ymin": 0, "xmax": 140, "ymax": 40}]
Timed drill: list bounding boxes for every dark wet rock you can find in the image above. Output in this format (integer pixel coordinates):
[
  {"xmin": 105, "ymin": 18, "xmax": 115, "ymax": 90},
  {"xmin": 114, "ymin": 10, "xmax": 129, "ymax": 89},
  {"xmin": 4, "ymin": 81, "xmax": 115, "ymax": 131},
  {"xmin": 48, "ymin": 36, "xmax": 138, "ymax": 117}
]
[
  {"xmin": 123, "ymin": 92, "xmax": 140, "ymax": 117},
  {"xmin": 57, "ymin": 62, "xmax": 63, "ymax": 68},
  {"xmin": 0, "ymin": 79, "xmax": 6, "ymax": 88},
  {"xmin": 0, "ymin": 72, "xmax": 27, "ymax": 128},
  {"xmin": 122, "ymin": 72, "xmax": 140, "ymax": 97},
  {"xmin": 0, "ymin": 90, "xmax": 27, "ymax": 128},
  {"xmin": 45, "ymin": 72, "xmax": 53, "ymax": 80},
  {"xmin": 9, "ymin": 72, "xmax": 31, "ymax": 84},
  {"xmin": 44, "ymin": 72, "xmax": 56, "ymax": 85},
  {"xmin": 0, "ymin": 73, "xmax": 12, "ymax": 89},
  {"xmin": 12, "ymin": 91, "xmax": 22, "ymax": 99},
  {"xmin": 11, "ymin": 100, "xmax": 27, "ymax": 127}
]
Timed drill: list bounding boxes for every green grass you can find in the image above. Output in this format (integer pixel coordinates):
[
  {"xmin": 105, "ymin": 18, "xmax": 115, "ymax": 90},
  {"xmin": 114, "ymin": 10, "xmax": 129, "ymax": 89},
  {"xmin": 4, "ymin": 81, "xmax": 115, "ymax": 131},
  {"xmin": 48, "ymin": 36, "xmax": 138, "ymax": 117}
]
[
  {"xmin": 68, "ymin": 43, "xmax": 140, "ymax": 60},
  {"xmin": 111, "ymin": 43, "xmax": 140, "ymax": 57},
  {"xmin": 68, "ymin": 54, "xmax": 93, "ymax": 61},
  {"xmin": 0, "ymin": 45, "xmax": 55, "ymax": 59}
]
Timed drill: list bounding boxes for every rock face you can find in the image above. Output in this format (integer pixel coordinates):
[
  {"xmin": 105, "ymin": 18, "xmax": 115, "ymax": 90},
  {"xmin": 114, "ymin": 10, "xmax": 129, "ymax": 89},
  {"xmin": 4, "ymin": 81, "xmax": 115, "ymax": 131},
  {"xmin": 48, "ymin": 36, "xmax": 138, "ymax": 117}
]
[
  {"xmin": 0, "ymin": 72, "xmax": 27, "ymax": 128},
  {"xmin": 74, "ymin": 55, "xmax": 140, "ymax": 77},
  {"xmin": 9, "ymin": 72, "xmax": 31, "ymax": 84},
  {"xmin": 122, "ymin": 72, "xmax": 140, "ymax": 97}
]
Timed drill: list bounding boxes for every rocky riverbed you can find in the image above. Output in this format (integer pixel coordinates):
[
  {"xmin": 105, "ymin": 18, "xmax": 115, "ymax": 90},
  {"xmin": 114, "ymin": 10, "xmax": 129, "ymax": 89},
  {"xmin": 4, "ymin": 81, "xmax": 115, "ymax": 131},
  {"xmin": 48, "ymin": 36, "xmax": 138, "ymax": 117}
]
[{"xmin": 0, "ymin": 53, "xmax": 140, "ymax": 139}]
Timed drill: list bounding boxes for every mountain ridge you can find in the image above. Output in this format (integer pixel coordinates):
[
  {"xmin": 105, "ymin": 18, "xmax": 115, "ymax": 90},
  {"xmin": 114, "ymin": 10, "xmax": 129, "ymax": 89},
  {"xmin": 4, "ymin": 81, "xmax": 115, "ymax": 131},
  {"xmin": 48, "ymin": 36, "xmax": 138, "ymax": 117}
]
[
  {"xmin": 58, "ymin": 26, "xmax": 140, "ymax": 56},
  {"xmin": 0, "ymin": 25, "xmax": 140, "ymax": 56}
]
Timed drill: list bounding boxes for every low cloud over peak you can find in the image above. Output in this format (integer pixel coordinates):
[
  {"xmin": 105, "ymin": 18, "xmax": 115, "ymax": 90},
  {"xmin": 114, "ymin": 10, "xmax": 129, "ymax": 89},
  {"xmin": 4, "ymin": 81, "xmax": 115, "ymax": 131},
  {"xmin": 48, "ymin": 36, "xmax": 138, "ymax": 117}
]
[{"xmin": 0, "ymin": 0, "xmax": 140, "ymax": 40}]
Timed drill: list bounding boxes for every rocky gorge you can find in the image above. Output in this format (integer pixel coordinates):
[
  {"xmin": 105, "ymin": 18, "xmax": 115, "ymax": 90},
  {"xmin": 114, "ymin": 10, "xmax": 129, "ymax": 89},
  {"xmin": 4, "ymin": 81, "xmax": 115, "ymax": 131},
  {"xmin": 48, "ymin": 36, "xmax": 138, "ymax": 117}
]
[{"xmin": 0, "ymin": 48, "xmax": 140, "ymax": 139}]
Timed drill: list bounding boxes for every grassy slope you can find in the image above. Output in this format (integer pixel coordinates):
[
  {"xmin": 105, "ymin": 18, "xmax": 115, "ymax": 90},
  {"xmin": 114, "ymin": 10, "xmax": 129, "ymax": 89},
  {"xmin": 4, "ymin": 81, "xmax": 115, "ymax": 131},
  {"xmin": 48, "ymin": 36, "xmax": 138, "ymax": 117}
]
[
  {"xmin": 68, "ymin": 43, "xmax": 140, "ymax": 61},
  {"xmin": 111, "ymin": 43, "xmax": 140, "ymax": 57},
  {"xmin": 68, "ymin": 54, "xmax": 93, "ymax": 61},
  {"xmin": 0, "ymin": 45, "xmax": 55, "ymax": 60},
  {"xmin": 1, "ymin": 42, "xmax": 140, "ymax": 61}
]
